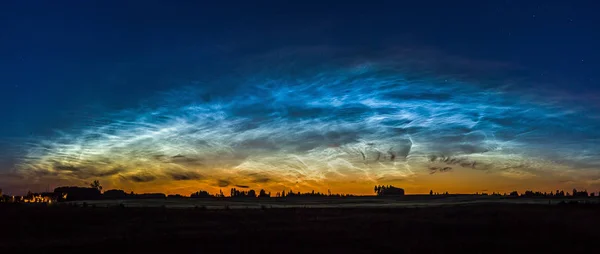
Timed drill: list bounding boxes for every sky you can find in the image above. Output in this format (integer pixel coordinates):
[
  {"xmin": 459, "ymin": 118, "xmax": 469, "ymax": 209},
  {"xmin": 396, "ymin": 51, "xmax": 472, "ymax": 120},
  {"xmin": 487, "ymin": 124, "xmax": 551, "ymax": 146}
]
[{"xmin": 1, "ymin": 0, "xmax": 600, "ymax": 195}]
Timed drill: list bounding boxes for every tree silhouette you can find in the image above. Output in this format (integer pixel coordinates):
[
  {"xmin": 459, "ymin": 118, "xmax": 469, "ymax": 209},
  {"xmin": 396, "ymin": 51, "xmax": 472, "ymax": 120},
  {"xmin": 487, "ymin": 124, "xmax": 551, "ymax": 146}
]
[
  {"xmin": 90, "ymin": 180, "xmax": 102, "ymax": 192},
  {"xmin": 191, "ymin": 190, "xmax": 211, "ymax": 198},
  {"xmin": 259, "ymin": 189, "xmax": 270, "ymax": 198},
  {"xmin": 572, "ymin": 189, "xmax": 588, "ymax": 197}
]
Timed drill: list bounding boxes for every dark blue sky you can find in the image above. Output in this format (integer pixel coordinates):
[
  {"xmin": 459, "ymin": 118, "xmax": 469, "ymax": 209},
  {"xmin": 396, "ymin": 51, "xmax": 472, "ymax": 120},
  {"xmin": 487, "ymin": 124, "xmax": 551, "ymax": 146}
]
[
  {"xmin": 2, "ymin": 1, "xmax": 598, "ymax": 137},
  {"xmin": 1, "ymin": 1, "xmax": 600, "ymax": 194}
]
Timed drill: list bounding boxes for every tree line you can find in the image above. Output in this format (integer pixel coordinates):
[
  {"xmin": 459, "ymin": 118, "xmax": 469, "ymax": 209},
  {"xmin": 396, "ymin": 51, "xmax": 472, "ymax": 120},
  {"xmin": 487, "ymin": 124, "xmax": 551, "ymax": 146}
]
[
  {"xmin": 427, "ymin": 189, "xmax": 595, "ymax": 197},
  {"xmin": 3, "ymin": 180, "xmax": 599, "ymax": 203},
  {"xmin": 15, "ymin": 181, "xmax": 357, "ymax": 201}
]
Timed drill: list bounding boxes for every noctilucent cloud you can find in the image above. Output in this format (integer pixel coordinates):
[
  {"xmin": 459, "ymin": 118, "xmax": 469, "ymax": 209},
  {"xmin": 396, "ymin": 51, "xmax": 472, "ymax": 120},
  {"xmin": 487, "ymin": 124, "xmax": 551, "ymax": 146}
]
[{"xmin": 1, "ymin": 1, "xmax": 599, "ymax": 195}]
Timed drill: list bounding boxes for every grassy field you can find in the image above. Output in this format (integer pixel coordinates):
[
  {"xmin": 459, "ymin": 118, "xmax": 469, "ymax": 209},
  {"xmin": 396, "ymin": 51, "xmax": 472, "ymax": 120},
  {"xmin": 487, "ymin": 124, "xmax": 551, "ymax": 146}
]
[
  {"xmin": 1, "ymin": 202, "xmax": 599, "ymax": 253},
  {"xmin": 62, "ymin": 195, "xmax": 599, "ymax": 209}
]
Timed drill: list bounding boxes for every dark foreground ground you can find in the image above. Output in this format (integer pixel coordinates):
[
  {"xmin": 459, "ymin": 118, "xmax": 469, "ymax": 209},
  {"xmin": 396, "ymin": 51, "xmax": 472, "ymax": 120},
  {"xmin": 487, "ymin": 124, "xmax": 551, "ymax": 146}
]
[{"xmin": 1, "ymin": 203, "xmax": 598, "ymax": 253}]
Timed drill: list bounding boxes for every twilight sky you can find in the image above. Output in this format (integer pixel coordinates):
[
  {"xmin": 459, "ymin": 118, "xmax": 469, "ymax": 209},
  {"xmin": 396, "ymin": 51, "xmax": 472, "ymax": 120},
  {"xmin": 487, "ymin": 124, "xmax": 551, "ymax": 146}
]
[{"xmin": 1, "ymin": 0, "xmax": 600, "ymax": 195}]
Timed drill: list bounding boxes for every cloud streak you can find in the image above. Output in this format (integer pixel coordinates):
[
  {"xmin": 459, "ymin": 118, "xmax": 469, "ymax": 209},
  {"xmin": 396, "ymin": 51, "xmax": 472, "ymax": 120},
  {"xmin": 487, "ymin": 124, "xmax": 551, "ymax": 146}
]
[{"xmin": 13, "ymin": 52, "xmax": 600, "ymax": 193}]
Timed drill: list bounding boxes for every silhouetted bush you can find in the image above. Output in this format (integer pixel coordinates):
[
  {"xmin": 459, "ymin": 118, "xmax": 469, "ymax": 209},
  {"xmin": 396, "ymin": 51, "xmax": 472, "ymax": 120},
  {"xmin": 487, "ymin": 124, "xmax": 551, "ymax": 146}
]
[{"xmin": 103, "ymin": 189, "xmax": 128, "ymax": 199}]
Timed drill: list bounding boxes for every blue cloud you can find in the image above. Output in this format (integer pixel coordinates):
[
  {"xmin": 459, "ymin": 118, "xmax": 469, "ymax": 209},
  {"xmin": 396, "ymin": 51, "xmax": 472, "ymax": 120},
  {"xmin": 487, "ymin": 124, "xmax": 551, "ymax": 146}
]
[{"xmin": 13, "ymin": 56, "xmax": 600, "ymax": 190}]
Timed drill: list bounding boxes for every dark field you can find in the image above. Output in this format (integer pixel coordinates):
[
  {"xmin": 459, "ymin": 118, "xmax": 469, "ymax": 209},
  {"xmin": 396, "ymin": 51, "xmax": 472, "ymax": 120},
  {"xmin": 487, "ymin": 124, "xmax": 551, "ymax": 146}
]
[{"xmin": 1, "ymin": 203, "xmax": 598, "ymax": 253}]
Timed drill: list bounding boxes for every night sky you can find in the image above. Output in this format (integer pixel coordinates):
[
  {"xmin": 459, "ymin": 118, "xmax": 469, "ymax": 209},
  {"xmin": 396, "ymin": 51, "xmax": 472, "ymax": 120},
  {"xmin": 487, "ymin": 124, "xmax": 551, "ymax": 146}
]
[{"xmin": 1, "ymin": 0, "xmax": 599, "ymax": 195}]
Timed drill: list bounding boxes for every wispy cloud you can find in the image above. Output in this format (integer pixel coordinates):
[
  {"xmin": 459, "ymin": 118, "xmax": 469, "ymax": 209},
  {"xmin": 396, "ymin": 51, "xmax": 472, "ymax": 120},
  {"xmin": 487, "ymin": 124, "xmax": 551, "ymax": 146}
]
[{"xmin": 13, "ymin": 50, "xmax": 600, "ymax": 193}]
